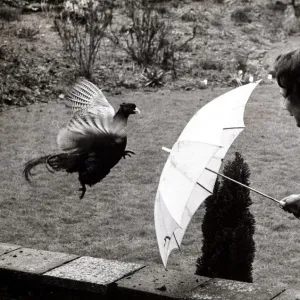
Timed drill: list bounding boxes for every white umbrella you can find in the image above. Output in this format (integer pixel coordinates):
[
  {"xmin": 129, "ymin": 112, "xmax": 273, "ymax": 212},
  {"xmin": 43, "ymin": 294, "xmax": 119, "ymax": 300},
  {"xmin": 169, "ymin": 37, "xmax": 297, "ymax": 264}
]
[{"xmin": 155, "ymin": 81, "xmax": 267, "ymax": 268}]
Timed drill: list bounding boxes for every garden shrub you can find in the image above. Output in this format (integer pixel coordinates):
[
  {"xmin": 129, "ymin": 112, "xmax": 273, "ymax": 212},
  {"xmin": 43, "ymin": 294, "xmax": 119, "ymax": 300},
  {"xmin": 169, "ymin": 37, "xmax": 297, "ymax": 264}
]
[
  {"xmin": 54, "ymin": 0, "xmax": 114, "ymax": 80},
  {"xmin": 196, "ymin": 152, "xmax": 255, "ymax": 283},
  {"xmin": 231, "ymin": 7, "xmax": 252, "ymax": 24},
  {"xmin": 181, "ymin": 9, "xmax": 198, "ymax": 22},
  {"xmin": 109, "ymin": 0, "xmax": 197, "ymax": 78},
  {"xmin": 14, "ymin": 25, "xmax": 40, "ymax": 39},
  {"xmin": 200, "ymin": 59, "xmax": 224, "ymax": 71},
  {"xmin": 0, "ymin": 6, "xmax": 20, "ymax": 23}
]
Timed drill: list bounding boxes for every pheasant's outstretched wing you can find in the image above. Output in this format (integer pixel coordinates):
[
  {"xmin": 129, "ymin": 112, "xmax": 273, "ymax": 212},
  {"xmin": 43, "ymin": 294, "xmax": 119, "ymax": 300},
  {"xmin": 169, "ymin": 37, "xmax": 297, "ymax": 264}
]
[
  {"xmin": 57, "ymin": 112, "xmax": 120, "ymax": 152},
  {"xmin": 66, "ymin": 78, "xmax": 115, "ymax": 119}
]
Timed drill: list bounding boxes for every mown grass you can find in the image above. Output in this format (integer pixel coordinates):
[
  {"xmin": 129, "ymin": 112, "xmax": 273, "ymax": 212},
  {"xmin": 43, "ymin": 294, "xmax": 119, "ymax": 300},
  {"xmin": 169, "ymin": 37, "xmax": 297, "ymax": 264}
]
[{"xmin": 1, "ymin": 83, "xmax": 300, "ymax": 288}]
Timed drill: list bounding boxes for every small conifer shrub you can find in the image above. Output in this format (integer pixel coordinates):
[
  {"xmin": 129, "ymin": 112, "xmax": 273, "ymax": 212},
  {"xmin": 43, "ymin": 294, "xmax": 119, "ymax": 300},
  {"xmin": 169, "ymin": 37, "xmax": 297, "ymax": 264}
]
[{"xmin": 196, "ymin": 152, "xmax": 255, "ymax": 283}]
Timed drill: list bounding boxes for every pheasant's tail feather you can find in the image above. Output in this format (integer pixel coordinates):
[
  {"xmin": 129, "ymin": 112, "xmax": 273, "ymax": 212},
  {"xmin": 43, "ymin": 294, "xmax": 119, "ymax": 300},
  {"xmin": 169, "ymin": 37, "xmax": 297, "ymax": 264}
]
[
  {"xmin": 46, "ymin": 153, "xmax": 80, "ymax": 172},
  {"xmin": 23, "ymin": 155, "xmax": 54, "ymax": 182},
  {"xmin": 23, "ymin": 153, "xmax": 79, "ymax": 182}
]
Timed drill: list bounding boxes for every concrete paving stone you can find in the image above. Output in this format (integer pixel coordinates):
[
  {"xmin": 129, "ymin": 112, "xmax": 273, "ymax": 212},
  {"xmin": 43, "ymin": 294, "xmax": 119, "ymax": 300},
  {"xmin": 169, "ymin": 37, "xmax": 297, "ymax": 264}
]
[
  {"xmin": 0, "ymin": 243, "xmax": 21, "ymax": 256},
  {"xmin": 272, "ymin": 288, "xmax": 300, "ymax": 300},
  {"xmin": 187, "ymin": 278, "xmax": 285, "ymax": 300},
  {"xmin": 43, "ymin": 256, "xmax": 144, "ymax": 294},
  {"xmin": 0, "ymin": 247, "xmax": 78, "ymax": 274},
  {"xmin": 115, "ymin": 265, "xmax": 211, "ymax": 299}
]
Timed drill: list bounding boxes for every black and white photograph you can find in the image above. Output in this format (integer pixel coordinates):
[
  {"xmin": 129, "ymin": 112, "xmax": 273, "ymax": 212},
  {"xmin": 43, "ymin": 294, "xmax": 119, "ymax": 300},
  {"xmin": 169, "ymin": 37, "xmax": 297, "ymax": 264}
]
[{"xmin": 1, "ymin": 0, "xmax": 300, "ymax": 299}]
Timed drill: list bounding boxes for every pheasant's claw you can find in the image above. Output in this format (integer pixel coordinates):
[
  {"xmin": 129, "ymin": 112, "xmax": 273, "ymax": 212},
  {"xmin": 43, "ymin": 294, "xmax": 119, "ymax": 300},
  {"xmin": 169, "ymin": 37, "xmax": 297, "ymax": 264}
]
[
  {"xmin": 78, "ymin": 185, "xmax": 86, "ymax": 199},
  {"xmin": 123, "ymin": 150, "xmax": 135, "ymax": 159}
]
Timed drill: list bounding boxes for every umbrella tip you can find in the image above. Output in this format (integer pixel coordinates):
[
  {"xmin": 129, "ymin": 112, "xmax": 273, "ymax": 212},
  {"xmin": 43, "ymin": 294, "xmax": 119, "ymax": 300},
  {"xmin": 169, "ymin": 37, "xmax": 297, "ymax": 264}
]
[{"xmin": 162, "ymin": 146, "xmax": 171, "ymax": 153}]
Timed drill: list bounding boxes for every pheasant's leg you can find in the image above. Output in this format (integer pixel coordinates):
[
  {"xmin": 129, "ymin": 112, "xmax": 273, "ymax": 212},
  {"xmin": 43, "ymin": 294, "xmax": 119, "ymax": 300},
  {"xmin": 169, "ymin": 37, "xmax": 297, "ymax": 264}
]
[
  {"xmin": 123, "ymin": 150, "xmax": 135, "ymax": 159},
  {"xmin": 79, "ymin": 183, "xmax": 86, "ymax": 199}
]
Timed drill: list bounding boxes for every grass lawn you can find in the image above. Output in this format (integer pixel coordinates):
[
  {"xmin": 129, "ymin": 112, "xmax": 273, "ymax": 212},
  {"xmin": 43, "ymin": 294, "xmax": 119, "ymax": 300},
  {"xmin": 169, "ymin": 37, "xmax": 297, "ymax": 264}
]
[{"xmin": 1, "ymin": 82, "xmax": 300, "ymax": 289}]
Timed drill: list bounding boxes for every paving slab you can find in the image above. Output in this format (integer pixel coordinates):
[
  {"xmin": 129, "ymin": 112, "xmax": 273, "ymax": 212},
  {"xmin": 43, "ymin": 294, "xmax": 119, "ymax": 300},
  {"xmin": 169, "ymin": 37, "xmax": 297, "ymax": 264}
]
[
  {"xmin": 0, "ymin": 247, "xmax": 78, "ymax": 274},
  {"xmin": 187, "ymin": 278, "xmax": 284, "ymax": 300},
  {"xmin": 115, "ymin": 265, "xmax": 211, "ymax": 299},
  {"xmin": 43, "ymin": 256, "xmax": 144, "ymax": 294},
  {"xmin": 272, "ymin": 288, "xmax": 300, "ymax": 300},
  {"xmin": 0, "ymin": 243, "xmax": 21, "ymax": 256}
]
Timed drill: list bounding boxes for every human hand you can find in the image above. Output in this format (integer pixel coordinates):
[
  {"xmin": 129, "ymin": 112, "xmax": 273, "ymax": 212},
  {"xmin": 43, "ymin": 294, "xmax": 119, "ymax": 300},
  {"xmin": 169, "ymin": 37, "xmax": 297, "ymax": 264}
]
[{"xmin": 279, "ymin": 194, "xmax": 300, "ymax": 218}]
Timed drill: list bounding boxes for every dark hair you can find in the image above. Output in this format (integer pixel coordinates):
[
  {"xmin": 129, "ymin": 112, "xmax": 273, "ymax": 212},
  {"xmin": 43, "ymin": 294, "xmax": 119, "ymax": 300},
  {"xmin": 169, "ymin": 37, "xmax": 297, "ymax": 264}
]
[{"xmin": 274, "ymin": 49, "xmax": 300, "ymax": 104}]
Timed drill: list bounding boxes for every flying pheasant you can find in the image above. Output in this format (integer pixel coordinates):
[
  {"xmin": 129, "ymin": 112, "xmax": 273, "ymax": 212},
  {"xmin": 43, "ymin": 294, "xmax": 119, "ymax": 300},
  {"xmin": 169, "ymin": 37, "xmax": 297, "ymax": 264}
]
[{"xmin": 23, "ymin": 79, "xmax": 140, "ymax": 199}]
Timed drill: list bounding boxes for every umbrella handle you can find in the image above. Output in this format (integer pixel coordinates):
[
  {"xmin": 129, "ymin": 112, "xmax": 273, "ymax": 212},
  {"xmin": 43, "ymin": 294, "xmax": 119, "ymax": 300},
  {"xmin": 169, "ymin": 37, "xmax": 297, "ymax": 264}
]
[{"xmin": 205, "ymin": 167, "xmax": 281, "ymax": 204}]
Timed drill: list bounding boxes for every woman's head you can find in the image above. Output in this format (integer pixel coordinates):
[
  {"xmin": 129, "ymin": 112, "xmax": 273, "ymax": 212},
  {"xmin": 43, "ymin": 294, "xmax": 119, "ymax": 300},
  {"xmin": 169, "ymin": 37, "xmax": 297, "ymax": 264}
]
[{"xmin": 275, "ymin": 49, "xmax": 300, "ymax": 127}]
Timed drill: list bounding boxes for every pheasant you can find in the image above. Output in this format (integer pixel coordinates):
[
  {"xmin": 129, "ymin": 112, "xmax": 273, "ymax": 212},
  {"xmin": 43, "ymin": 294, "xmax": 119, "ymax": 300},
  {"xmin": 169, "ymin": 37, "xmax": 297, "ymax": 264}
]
[{"xmin": 23, "ymin": 79, "xmax": 140, "ymax": 199}]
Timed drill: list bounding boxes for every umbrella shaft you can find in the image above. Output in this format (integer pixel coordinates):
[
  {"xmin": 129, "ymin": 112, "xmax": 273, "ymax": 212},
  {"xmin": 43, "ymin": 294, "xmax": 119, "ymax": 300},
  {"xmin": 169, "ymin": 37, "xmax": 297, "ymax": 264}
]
[{"xmin": 205, "ymin": 168, "xmax": 280, "ymax": 204}]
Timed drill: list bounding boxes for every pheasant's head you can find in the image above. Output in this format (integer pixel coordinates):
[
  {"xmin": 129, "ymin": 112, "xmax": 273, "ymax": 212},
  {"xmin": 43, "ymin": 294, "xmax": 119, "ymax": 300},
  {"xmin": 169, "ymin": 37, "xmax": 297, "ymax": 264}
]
[{"xmin": 119, "ymin": 103, "xmax": 140, "ymax": 117}]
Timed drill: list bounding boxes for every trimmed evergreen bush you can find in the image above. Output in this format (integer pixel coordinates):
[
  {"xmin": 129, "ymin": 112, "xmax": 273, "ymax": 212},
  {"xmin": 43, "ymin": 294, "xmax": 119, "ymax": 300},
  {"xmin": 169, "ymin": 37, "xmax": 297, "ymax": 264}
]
[{"xmin": 196, "ymin": 152, "xmax": 255, "ymax": 283}]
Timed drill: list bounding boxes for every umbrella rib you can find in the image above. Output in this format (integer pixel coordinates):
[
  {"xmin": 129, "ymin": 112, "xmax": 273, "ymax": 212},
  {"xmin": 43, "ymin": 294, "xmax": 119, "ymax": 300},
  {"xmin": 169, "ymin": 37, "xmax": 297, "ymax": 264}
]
[
  {"xmin": 173, "ymin": 233, "xmax": 181, "ymax": 251},
  {"xmin": 223, "ymin": 126, "xmax": 244, "ymax": 130},
  {"xmin": 169, "ymin": 160, "xmax": 195, "ymax": 182},
  {"xmin": 196, "ymin": 182, "xmax": 213, "ymax": 194}
]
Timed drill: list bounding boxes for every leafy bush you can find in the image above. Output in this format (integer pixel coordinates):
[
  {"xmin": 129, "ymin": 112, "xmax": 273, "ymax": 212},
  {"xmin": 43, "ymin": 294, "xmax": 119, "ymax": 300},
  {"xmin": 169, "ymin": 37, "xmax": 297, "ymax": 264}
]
[
  {"xmin": 14, "ymin": 25, "xmax": 40, "ymax": 39},
  {"xmin": 231, "ymin": 7, "xmax": 252, "ymax": 24},
  {"xmin": 0, "ymin": 6, "xmax": 20, "ymax": 23},
  {"xmin": 172, "ymin": 0, "xmax": 181, "ymax": 8},
  {"xmin": 155, "ymin": 6, "xmax": 169, "ymax": 16},
  {"xmin": 0, "ymin": 45, "xmax": 7, "ymax": 60},
  {"xmin": 266, "ymin": 2, "xmax": 288, "ymax": 11},
  {"xmin": 3, "ymin": 0, "xmax": 64, "ymax": 8},
  {"xmin": 181, "ymin": 9, "xmax": 198, "ymax": 22},
  {"xmin": 109, "ymin": 0, "xmax": 197, "ymax": 78},
  {"xmin": 0, "ymin": 45, "xmax": 35, "ymax": 106},
  {"xmin": 2, "ymin": 0, "xmax": 25, "ymax": 9},
  {"xmin": 140, "ymin": 67, "xmax": 169, "ymax": 87},
  {"xmin": 200, "ymin": 59, "xmax": 224, "ymax": 71},
  {"xmin": 54, "ymin": 0, "xmax": 114, "ymax": 80},
  {"xmin": 0, "ymin": 42, "xmax": 66, "ymax": 108},
  {"xmin": 196, "ymin": 152, "xmax": 255, "ymax": 283},
  {"xmin": 45, "ymin": 0, "xmax": 64, "ymax": 5},
  {"xmin": 235, "ymin": 51, "xmax": 249, "ymax": 73}
]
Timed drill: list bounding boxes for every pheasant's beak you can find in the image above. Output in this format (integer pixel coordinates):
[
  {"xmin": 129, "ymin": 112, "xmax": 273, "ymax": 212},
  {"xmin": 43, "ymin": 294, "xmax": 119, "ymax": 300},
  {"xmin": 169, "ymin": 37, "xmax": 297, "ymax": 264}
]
[{"xmin": 133, "ymin": 107, "xmax": 140, "ymax": 114}]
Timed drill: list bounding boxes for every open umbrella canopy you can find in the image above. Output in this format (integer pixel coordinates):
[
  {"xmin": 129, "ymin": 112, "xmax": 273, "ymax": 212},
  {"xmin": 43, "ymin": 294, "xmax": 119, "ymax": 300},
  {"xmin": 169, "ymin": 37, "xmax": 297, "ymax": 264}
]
[{"xmin": 155, "ymin": 81, "xmax": 261, "ymax": 268}]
